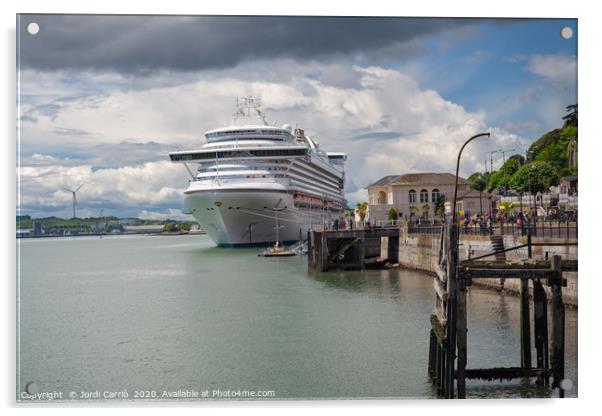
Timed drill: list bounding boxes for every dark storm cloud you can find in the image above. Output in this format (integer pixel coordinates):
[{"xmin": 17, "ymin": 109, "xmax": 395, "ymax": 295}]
[{"xmin": 18, "ymin": 14, "xmax": 478, "ymax": 73}]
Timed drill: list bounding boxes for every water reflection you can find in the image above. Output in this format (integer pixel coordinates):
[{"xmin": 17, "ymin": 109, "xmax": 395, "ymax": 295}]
[
  {"xmin": 466, "ymin": 381, "xmax": 551, "ymax": 399},
  {"xmin": 309, "ymin": 267, "xmax": 577, "ymax": 398},
  {"xmin": 308, "ymin": 269, "xmax": 400, "ymax": 293}
]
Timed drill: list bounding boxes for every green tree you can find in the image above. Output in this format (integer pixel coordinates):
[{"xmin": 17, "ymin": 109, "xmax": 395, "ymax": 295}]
[
  {"xmin": 162, "ymin": 223, "xmax": 178, "ymax": 233},
  {"xmin": 488, "ymin": 158, "xmax": 520, "ymax": 191},
  {"xmin": 434, "ymin": 195, "xmax": 446, "ymax": 217},
  {"xmin": 179, "ymin": 222, "xmax": 192, "ymax": 232},
  {"xmin": 563, "ymin": 104, "xmax": 577, "ymax": 127},
  {"xmin": 531, "ymin": 126, "xmax": 574, "ymax": 175},
  {"xmin": 469, "ymin": 172, "xmax": 488, "ymax": 192},
  {"xmin": 469, "ymin": 172, "xmax": 489, "ymax": 215},
  {"xmin": 355, "ymin": 202, "xmax": 368, "ymax": 222},
  {"xmin": 509, "ymin": 161, "xmax": 560, "ymax": 194},
  {"xmin": 527, "ymin": 128, "xmax": 562, "ymax": 162},
  {"xmin": 387, "ymin": 208, "xmax": 398, "ymax": 221},
  {"xmin": 507, "ymin": 154, "xmax": 525, "ymax": 166}
]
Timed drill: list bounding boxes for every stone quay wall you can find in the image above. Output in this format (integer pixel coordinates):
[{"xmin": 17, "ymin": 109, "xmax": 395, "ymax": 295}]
[{"xmin": 392, "ymin": 229, "xmax": 577, "ymax": 306}]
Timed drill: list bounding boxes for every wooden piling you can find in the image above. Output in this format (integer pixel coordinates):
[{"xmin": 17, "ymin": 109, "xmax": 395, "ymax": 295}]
[
  {"xmin": 428, "ymin": 221, "xmax": 573, "ymax": 399},
  {"xmin": 550, "ymin": 255, "xmax": 565, "ymax": 397},
  {"xmin": 520, "ymin": 231, "xmax": 533, "ymax": 369},
  {"xmin": 456, "ymin": 280, "xmax": 467, "ymax": 398},
  {"xmin": 428, "ymin": 329, "xmax": 436, "ymax": 380},
  {"xmin": 519, "ymin": 277, "xmax": 532, "ymax": 369},
  {"xmin": 307, "ymin": 231, "xmax": 314, "ymax": 265},
  {"xmin": 533, "ymin": 279, "xmax": 549, "ymax": 385},
  {"xmin": 444, "ymin": 225, "xmax": 457, "ymax": 398},
  {"xmin": 320, "ymin": 232, "xmax": 329, "ymax": 272},
  {"xmin": 437, "ymin": 343, "xmax": 444, "ymax": 395}
]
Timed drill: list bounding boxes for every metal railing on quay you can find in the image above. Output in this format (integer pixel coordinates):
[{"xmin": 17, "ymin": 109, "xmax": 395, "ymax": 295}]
[{"xmin": 404, "ymin": 218, "xmax": 577, "ymax": 239}]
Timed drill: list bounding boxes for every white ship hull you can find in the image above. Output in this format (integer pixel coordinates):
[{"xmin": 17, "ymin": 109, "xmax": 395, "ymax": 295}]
[{"xmin": 185, "ymin": 190, "xmax": 336, "ymax": 246}]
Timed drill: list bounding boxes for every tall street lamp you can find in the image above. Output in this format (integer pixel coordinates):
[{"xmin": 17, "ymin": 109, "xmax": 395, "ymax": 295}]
[
  {"xmin": 488, "ymin": 149, "xmax": 500, "ymax": 173},
  {"xmin": 528, "ymin": 165, "xmax": 537, "ymax": 225},
  {"xmin": 452, "ymin": 133, "xmax": 491, "ymax": 225}
]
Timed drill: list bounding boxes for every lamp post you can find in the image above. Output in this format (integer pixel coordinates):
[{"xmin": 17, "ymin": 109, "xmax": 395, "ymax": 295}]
[
  {"xmin": 528, "ymin": 165, "xmax": 537, "ymax": 226},
  {"xmin": 499, "ymin": 148, "xmax": 516, "ymax": 165},
  {"xmin": 452, "ymin": 133, "xmax": 491, "ymax": 225},
  {"xmin": 450, "ymin": 132, "xmax": 490, "ymax": 400},
  {"xmin": 488, "ymin": 149, "xmax": 500, "ymax": 173}
]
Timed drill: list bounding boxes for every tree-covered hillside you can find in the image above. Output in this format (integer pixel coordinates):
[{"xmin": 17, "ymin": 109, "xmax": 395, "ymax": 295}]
[{"xmin": 474, "ymin": 104, "xmax": 578, "ymax": 194}]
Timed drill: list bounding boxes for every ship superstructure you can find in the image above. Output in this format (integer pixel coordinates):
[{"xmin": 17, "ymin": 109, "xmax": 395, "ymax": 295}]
[{"xmin": 169, "ymin": 97, "xmax": 346, "ymax": 246}]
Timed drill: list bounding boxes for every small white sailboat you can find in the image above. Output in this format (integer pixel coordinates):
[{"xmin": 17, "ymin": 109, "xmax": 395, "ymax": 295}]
[{"xmin": 258, "ymin": 199, "xmax": 297, "ymax": 257}]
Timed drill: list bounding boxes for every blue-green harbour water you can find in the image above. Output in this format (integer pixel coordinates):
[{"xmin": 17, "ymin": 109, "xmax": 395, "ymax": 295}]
[{"xmin": 17, "ymin": 234, "xmax": 577, "ymax": 401}]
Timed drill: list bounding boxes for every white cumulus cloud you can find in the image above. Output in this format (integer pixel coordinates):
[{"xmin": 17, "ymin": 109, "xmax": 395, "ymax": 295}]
[
  {"xmin": 18, "ymin": 160, "xmax": 188, "ymax": 213},
  {"xmin": 527, "ymin": 54, "xmax": 577, "ymax": 85},
  {"xmin": 18, "ymin": 63, "xmax": 529, "ymax": 212}
]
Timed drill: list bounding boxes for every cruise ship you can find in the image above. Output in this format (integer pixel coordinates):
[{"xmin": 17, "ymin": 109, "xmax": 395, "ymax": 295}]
[{"xmin": 169, "ymin": 97, "xmax": 347, "ymax": 247}]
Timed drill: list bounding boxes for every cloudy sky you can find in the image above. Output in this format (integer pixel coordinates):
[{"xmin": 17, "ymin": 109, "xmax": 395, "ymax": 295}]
[{"xmin": 16, "ymin": 15, "xmax": 577, "ymax": 219}]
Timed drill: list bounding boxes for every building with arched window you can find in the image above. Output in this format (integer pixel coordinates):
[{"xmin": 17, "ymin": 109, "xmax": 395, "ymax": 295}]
[{"xmin": 365, "ymin": 172, "xmax": 473, "ymax": 221}]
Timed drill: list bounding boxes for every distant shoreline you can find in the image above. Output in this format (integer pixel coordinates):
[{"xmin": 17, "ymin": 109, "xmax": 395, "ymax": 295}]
[{"xmin": 17, "ymin": 231, "xmax": 206, "ymax": 240}]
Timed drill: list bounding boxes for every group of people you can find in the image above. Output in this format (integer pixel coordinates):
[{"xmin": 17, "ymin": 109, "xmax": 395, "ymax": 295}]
[
  {"xmin": 330, "ymin": 217, "xmax": 353, "ymax": 230},
  {"xmin": 460, "ymin": 211, "xmax": 533, "ymax": 235},
  {"xmin": 325, "ymin": 207, "xmax": 576, "ymax": 234},
  {"xmin": 459, "ymin": 207, "xmax": 579, "ymax": 237},
  {"xmin": 460, "ymin": 213, "xmax": 494, "ymax": 235}
]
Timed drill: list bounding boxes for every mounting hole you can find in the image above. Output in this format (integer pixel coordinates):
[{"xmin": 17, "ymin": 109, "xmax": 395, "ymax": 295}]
[
  {"xmin": 560, "ymin": 26, "xmax": 573, "ymax": 40},
  {"xmin": 25, "ymin": 381, "xmax": 40, "ymax": 395},
  {"xmin": 560, "ymin": 378, "xmax": 573, "ymax": 391},
  {"xmin": 27, "ymin": 22, "xmax": 40, "ymax": 35}
]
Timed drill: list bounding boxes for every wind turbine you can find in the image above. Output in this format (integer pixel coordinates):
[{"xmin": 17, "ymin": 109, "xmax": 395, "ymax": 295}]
[{"xmin": 62, "ymin": 183, "xmax": 85, "ymax": 219}]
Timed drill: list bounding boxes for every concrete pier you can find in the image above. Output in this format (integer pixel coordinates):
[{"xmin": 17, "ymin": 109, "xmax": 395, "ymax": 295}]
[{"xmin": 308, "ymin": 228, "xmax": 400, "ymax": 271}]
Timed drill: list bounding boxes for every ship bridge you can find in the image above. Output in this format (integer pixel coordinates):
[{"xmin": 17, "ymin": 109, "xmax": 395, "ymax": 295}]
[
  {"xmin": 169, "ymin": 145, "xmax": 309, "ymax": 163},
  {"xmin": 204, "ymin": 126, "xmax": 296, "ymax": 143}
]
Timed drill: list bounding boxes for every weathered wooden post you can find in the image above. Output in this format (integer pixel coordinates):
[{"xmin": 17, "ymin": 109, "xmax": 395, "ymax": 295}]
[
  {"xmin": 533, "ymin": 279, "xmax": 549, "ymax": 385},
  {"xmin": 456, "ymin": 256, "xmax": 468, "ymax": 399},
  {"xmin": 307, "ymin": 231, "xmax": 314, "ymax": 266},
  {"xmin": 428, "ymin": 329, "xmax": 436, "ymax": 381},
  {"xmin": 519, "ymin": 302, "xmax": 531, "ymax": 366},
  {"xmin": 320, "ymin": 232, "xmax": 329, "ymax": 272},
  {"xmin": 437, "ymin": 341, "xmax": 444, "ymax": 395},
  {"xmin": 444, "ymin": 224, "xmax": 457, "ymax": 399},
  {"xmin": 520, "ymin": 233, "xmax": 533, "ymax": 368},
  {"xmin": 550, "ymin": 255, "xmax": 565, "ymax": 397},
  {"xmin": 431, "ymin": 223, "xmax": 449, "ymax": 397},
  {"xmin": 446, "ymin": 132, "xmax": 489, "ymax": 399}
]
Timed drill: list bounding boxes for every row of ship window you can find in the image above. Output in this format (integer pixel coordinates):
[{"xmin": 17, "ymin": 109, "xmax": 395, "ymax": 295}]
[
  {"xmin": 199, "ymin": 166, "xmax": 288, "ymax": 172},
  {"xmin": 196, "ymin": 174, "xmax": 288, "ymax": 180},
  {"xmin": 170, "ymin": 148, "xmax": 306, "ymax": 161},
  {"xmin": 205, "ymin": 129, "xmax": 291, "ymax": 138}
]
